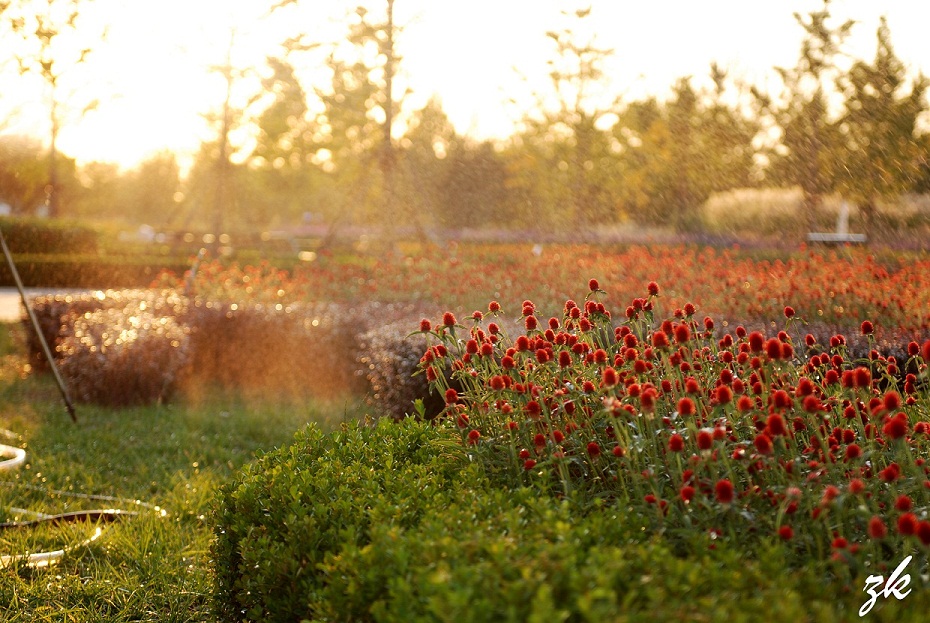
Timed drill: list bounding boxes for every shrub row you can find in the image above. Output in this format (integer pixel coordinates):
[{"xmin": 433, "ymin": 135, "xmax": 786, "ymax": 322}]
[
  {"xmin": 0, "ymin": 254, "xmax": 192, "ymax": 288},
  {"xmin": 24, "ymin": 290, "xmax": 429, "ymax": 409},
  {"xmin": 0, "ymin": 216, "xmax": 99, "ymax": 255},
  {"xmin": 213, "ymin": 419, "xmax": 919, "ymax": 622}
]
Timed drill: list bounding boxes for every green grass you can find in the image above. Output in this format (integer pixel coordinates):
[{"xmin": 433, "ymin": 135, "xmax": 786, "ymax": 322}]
[{"xmin": 0, "ymin": 322, "xmax": 363, "ymax": 621}]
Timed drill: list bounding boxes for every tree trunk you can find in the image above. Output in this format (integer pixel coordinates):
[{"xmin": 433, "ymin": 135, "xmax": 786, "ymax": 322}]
[{"xmin": 47, "ymin": 104, "xmax": 60, "ymax": 219}]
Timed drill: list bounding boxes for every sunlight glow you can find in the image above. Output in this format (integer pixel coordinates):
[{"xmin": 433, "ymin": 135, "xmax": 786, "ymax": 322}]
[{"xmin": 1, "ymin": 0, "xmax": 928, "ymax": 170}]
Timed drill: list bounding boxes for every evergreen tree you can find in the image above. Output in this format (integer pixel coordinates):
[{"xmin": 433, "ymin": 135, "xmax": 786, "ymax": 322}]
[
  {"xmin": 837, "ymin": 17, "xmax": 929, "ymax": 230},
  {"xmin": 755, "ymin": 0, "xmax": 853, "ymax": 230}
]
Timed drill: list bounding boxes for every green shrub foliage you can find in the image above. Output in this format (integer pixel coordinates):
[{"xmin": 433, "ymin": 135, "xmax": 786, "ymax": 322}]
[
  {"xmin": 212, "ymin": 419, "xmax": 918, "ymax": 622},
  {"xmin": 212, "ymin": 420, "xmax": 472, "ymax": 622},
  {"xmin": 0, "ymin": 216, "xmax": 99, "ymax": 254}
]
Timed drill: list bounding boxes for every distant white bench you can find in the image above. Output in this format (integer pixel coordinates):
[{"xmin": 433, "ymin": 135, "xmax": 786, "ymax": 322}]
[{"xmin": 807, "ymin": 201, "xmax": 867, "ymax": 244}]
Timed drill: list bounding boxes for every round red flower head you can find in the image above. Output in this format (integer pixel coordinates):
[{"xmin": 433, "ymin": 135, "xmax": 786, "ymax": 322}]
[{"xmin": 714, "ymin": 479, "xmax": 735, "ymax": 504}]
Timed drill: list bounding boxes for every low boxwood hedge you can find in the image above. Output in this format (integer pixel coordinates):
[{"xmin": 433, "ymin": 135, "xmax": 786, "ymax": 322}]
[
  {"xmin": 0, "ymin": 216, "xmax": 99, "ymax": 255},
  {"xmin": 24, "ymin": 289, "xmax": 432, "ymax": 408},
  {"xmin": 0, "ymin": 254, "xmax": 192, "ymax": 288},
  {"xmin": 212, "ymin": 420, "xmax": 917, "ymax": 622}
]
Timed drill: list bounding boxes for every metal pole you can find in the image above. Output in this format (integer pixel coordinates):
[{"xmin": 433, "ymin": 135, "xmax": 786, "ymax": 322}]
[{"xmin": 0, "ymin": 228, "xmax": 76, "ymax": 422}]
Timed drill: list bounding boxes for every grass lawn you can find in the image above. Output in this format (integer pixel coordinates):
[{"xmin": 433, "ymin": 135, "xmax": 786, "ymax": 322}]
[{"xmin": 0, "ymin": 322, "xmax": 362, "ymax": 621}]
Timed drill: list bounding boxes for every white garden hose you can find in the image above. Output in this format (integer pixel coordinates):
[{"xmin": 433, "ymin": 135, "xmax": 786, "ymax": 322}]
[{"xmin": 0, "ymin": 439, "xmax": 152, "ymax": 569}]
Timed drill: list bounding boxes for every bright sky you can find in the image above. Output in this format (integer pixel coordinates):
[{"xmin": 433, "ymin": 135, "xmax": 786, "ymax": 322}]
[{"xmin": 2, "ymin": 0, "xmax": 929, "ymax": 171}]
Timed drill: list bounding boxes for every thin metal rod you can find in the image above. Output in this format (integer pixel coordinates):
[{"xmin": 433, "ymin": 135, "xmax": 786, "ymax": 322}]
[{"xmin": 0, "ymin": 228, "xmax": 77, "ymax": 422}]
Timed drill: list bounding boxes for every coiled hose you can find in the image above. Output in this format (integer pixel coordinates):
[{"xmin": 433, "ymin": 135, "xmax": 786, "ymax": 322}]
[{"xmin": 0, "ymin": 437, "xmax": 162, "ymax": 568}]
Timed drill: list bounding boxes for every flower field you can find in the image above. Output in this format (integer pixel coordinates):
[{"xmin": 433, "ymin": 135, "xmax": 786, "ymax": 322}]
[
  {"xmin": 209, "ymin": 243, "xmax": 930, "ymax": 619},
  {"xmin": 160, "ymin": 244, "xmax": 930, "ymax": 334},
  {"xmin": 415, "ymin": 278, "xmax": 930, "ymax": 578}
]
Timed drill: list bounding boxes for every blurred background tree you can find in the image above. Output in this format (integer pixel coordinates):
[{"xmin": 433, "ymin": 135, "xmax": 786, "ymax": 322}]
[
  {"xmin": 754, "ymin": 0, "xmax": 853, "ymax": 230},
  {"xmin": 2, "ymin": 0, "xmax": 104, "ymax": 218},
  {"xmin": 836, "ymin": 17, "xmax": 929, "ymax": 230},
  {"xmin": 614, "ymin": 68, "xmax": 757, "ymax": 230}
]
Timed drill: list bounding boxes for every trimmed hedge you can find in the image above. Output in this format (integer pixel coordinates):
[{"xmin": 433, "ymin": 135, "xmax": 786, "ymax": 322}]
[
  {"xmin": 0, "ymin": 254, "xmax": 192, "ymax": 288},
  {"xmin": 24, "ymin": 290, "xmax": 430, "ymax": 407},
  {"xmin": 213, "ymin": 420, "xmax": 472, "ymax": 621},
  {"xmin": 58, "ymin": 305, "xmax": 191, "ymax": 406},
  {"xmin": 212, "ymin": 420, "xmax": 917, "ymax": 622},
  {"xmin": 0, "ymin": 216, "xmax": 99, "ymax": 255}
]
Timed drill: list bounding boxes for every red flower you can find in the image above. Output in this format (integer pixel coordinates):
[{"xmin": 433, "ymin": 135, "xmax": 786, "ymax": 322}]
[
  {"xmin": 802, "ymin": 395, "xmax": 821, "ymax": 414},
  {"xmin": 772, "ymin": 390, "xmax": 792, "ymax": 410},
  {"xmin": 868, "ymin": 516, "xmax": 887, "ymax": 540},
  {"xmin": 753, "ymin": 433, "xmax": 773, "ymax": 455},
  {"xmin": 854, "ymin": 366, "xmax": 872, "ymax": 389},
  {"xmin": 523, "ymin": 459, "xmax": 536, "ymax": 470},
  {"xmin": 525, "ymin": 315, "xmax": 538, "ymax": 331},
  {"xmin": 467, "ymin": 429, "xmax": 481, "ymax": 444},
  {"xmin": 677, "ymin": 397, "xmax": 696, "ymax": 417},
  {"xmin": 778, "ymin": 525, "xmax": 794, "ymax": 540},
  {"xmin": 861, "ymin": 320, "xmax": 874, "ymax": 335},
  {"xmin": 652, "ymin": 331, "xmax": 670, "ymax": 349},
  {"xmin": 766, "ymin": 413, "xmax": 788, "ymax": 437},
  {"xmin": 588, "ymin": 278, "xmax": 600, "ymax": 291},
  {"xmin": 845, "ymin": 444, "xmax": 862, "ymax": 460},
  {"xmin": 714, "ymin": 479, "xmax": 735, "ymax": 504},
  {"xmin": 647, "ymin": 281, "xmax": 660, "ymax": 296},
  {"xmin": 558, "ymin": 350, "xmax": 572, "ymax": 368},
  {"xmin": 848, "ymin": 478, "xmax": 866, "ymax": 494},
  {"xmin": 680, "ymin": 485, "xmax": 695, "ymax": 502},
  {"xmin": 918, "ymin": 521, "xmax": 930, "ymax": 546},
  {"xmin": 831, "ymin": 537, "xmax": 848, "ymax": 549},
  {"xmin": 419, "ymin": 318, "xmax": 431, "ymax": 332},
  {"xmin": 472, "ymin": 310, "xmax": 483, "ymax": 321},
  {"xmin": 737, "ymin": 395, "xmax": 754, "ymax": 412},
  {"xmin": 488, "ymin": 300, "xmax": 501, "ymax": 313},
  {"xmin": 640, "ymin": 388, "xmax": 657, "ymax": 412},
  {"xmin": 525, "ymin": 401, "xmax": 542, "ymax": 418},
  {"xmin": 883, "ymin": 391, "xmax": 902, "ymax": 412},
  {"xmin": 602, "ymin": 367, "xmax": 619, "ymax": 387},
  {"xmin": 697, "ymin": 429, "xmax": 713, "ymax": 450},
  {"xmin": 895, "ymin": 495, "xmax": 913, "ymax": 512},
  {"xmin": 669, "ymin": 433, "xmax": 685, "ymax": 452},
  {"xmin": 898, "ymin": 512, "xmax": 919, "ymax": 536},
  {"xmin": 442, "ymin": 312, "xmax": 456, "ymax": 327},
  {"xmin": 586, "ymin": 441, "xmax": 601, "ymax": 457},
  {"xmin": 879, "ymin": 463, "xmax": 901, "ymax": 482},
  {"xmin": 444, "ymin": 388, "xmax": 458, "ymax": 404},
  {"xmin": 784, "ymin": 306, "xmax": 795, "ymax": 319},
  {"xmin": 715, "ymin": 385, "xmax": 733, "ymax": 405},
  {"xmin": 883, "ymin": 412, "xmax": 908, "ymax": 440}
]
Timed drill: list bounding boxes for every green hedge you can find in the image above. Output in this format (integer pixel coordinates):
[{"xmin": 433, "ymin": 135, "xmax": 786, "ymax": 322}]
[
  {"xmin": 0, "ymin": 216, "xmax": 100, "ymax": 254},
  {"xmin": 0, "ymin": 254, "xmax": 192, "ymax": 288},
  {"xmin": 212, "ymin": 420, "xmax": 927, "ymax": 622}
]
